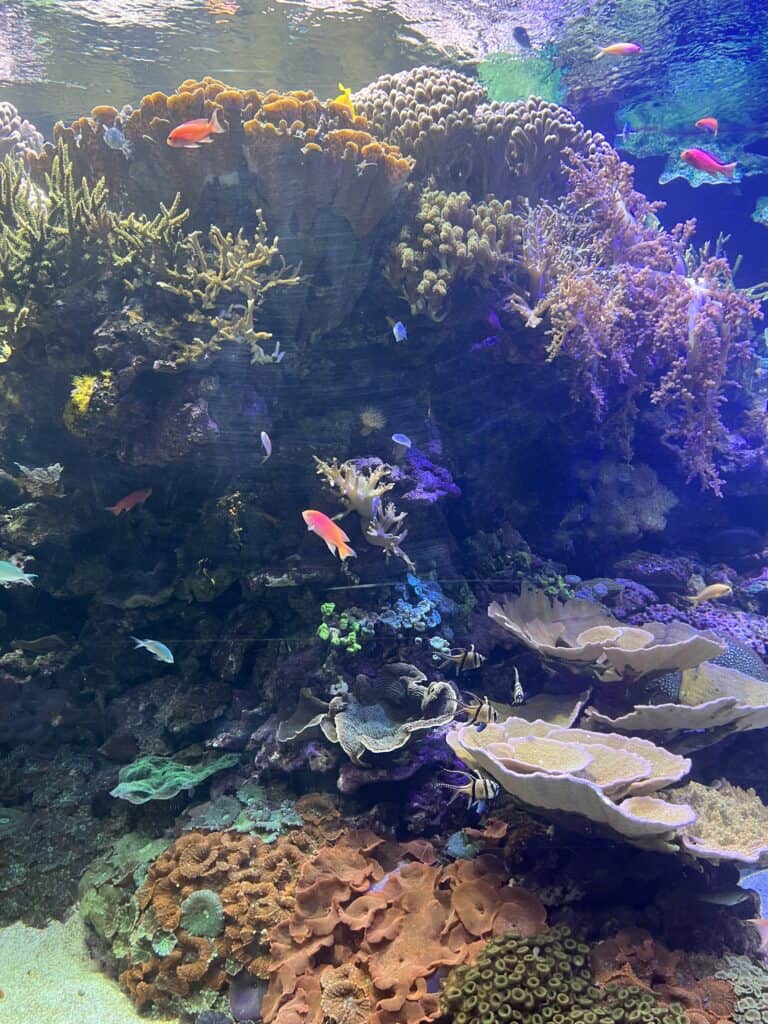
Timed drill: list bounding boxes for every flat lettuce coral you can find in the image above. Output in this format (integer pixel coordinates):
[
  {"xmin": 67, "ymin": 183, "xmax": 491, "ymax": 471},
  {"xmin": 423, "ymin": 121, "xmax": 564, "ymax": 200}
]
[{"xmin": 109, "ymin": 753, "xmax": 238, "ymax": 805}]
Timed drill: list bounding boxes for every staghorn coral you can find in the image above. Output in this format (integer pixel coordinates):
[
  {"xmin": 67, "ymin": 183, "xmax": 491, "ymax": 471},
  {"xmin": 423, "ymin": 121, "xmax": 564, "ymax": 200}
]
[
  {"xmin": 488, "ymin": 584, "xmax": 724, "ymax": 684},
  {"xmin": 385, "ymin": 188, "xmax": 520, "ymax": 321},
  {"xmin": 277, "ymin": 664, "xmax": 458, "ymax": 764},
  {"xmin": 441, "ymin": 926, "xmax": 690, "ymax": 1024},
  {"xmin": 668, "ymin": 780, "xmax": 768, "ymax": 865},
  {"xmin": 314, "ymin": 457, "xmax": 395, "ymax": 519},
  {"xmin": 263, "ymin": 829, "xmax": 547, "ymax": 1024},
  {"xmin": 363, "ymin": 500, "xmax": 415, "ymax": 572},
  {"xmin": 504, "ymin": 147, "xmax": 761, "ymax": 492},
  {"xmin": 447, "ymin": 716, "xmax": 696, "ymax": 851}
]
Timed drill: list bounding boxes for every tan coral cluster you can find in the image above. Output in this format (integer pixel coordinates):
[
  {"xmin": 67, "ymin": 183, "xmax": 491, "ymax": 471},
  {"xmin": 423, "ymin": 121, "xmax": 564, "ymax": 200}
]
[
  {"xmin": 313, "ymin": 457, "xmax": 415, "ymax": 571},
  {"xmin": 447, "ymin": 716, "xmax": 695, "ymax": 850},
  {"xmin": 668, "ymin": 780, "xmax": 768, "ymax": 865},
  {"xmin": 263, "ymin": 828, "xmax": 547, "ymax": 1024},
  {"xmin": 120, "ymin": 796, "xmax": 341, "ymax": 1012},
  {"xmin": 386, "ymin": 188, "xmax": 521, "ymax": 320}
]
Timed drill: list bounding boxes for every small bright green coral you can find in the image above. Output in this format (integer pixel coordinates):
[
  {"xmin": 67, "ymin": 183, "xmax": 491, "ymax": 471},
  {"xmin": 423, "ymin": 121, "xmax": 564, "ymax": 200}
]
[
  {"xmin": 179, "ymin": 890, "xmax": 224, "ymax": 938},
  {"xmin": 316, "ymin": 600, "xmax": 369, "ymax": 654},
  {"xmin": 109, "ymin": 753, "xmax": 238, "ymax": 805}
]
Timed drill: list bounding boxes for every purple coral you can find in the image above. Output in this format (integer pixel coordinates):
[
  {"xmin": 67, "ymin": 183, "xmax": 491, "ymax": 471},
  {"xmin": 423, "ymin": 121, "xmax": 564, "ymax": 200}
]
[{"xmin": 397, "ymin": 446, "xmax": 460, "ymax": 505}]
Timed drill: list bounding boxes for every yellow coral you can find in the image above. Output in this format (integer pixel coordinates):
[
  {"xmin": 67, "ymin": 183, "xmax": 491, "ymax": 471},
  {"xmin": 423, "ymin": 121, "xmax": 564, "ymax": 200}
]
[{"xmin": 69, "ymin": 374, "xmax": 99, "ymax": 416}]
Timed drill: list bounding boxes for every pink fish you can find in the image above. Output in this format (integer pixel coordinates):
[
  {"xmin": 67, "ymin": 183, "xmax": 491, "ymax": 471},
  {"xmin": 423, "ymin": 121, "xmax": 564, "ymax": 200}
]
[
  {"xmin": 680, "ymin": 148, "xmax": 737, "ymax": 179},
  {"xmin": 167, "ymin": 109, "xmax": 225, "ymax": 149},
  {"xmin": 106, "ymin": 488, "xmax": 152, "ymax": 515},
  {"xmin": 302, "ymin": 509, "xmax": 356, "ymax": 560},
  {"xmin": 594, "ymin": 42, "xmax": 642, "ymax": 59}
]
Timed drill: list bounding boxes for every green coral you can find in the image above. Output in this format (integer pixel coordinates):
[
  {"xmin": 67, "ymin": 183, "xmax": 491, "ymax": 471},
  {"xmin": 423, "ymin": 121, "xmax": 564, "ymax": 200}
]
[
  {"xmin": 183, "ymin": 782, "xmax": 304, "ymax": 842},
  {"xmin": 179, "ymin": 890, "xmax": 224, "ymax": 938},
  {"xmin": 109, "ymin": 753, "xmax": 239, "ymax": 805},
  {"xmin": 715, "ymin": 955, "xmax": 768, "ymax": 1024},
  {"xmin": 316, "ymin": 600, "xmax": 369, "ymax": 654},
  {"xmin": 441, "ymin": 926, "xmax": 688, "ymax": 1024}
]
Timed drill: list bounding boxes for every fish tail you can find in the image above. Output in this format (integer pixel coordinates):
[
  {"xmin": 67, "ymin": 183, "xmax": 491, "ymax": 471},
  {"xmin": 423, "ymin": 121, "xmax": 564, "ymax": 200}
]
[
  {"xmin": 683, "ymin": 596, "xmax": 698, "ymax": 604},
  {"xmin": 130, "ymin": 636, "xmax": 144, "ymax": 648},
  {"xmin": 105, "ymin": 504, "xmax": 120, "ymax": 515},
  {"xmin": 23, "ymin": 573, "xmax": 37, "ymax": 585},
  {"xmin": 209, "ymin": 108, "xmax": 226, "ymax": 134},
  {"xmin": 723, "ymin": 162, "xmax": 737, "ymax": 179},
  {"xmin": 594, "ymin": 49, "xmax": 605, "ymax": 59},
  {"xmin": 337, "ymin": 541, "xmax": 357, "ymax": 560}
]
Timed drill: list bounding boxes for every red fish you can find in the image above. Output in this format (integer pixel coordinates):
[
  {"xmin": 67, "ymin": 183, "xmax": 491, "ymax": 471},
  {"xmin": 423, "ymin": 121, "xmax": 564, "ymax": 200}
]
[
  {"xmin": 680, "ymin": 147, "xmax": 737, "ymax": 179},
  {"xmin": 594, "ymin": 42, "xmax": 642, "ymax": 59},
  {"xmin": 695, "ymin": 116, "xmax": 719, "ymax": 137},
  {"xmin": 302, "ymin": 509, "xmax": 356, "ymax": 560},
  {"xmin": 167, "ymin": 109, "xmax": 226, "ymax": 149},
  {"xmin": 106, "ymin": 488, "xmax": 152, "ymax": 515}
]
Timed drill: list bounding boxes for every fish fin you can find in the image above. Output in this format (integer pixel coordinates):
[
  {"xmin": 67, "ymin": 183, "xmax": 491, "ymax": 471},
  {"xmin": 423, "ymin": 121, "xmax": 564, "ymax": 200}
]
[
  {"xmin": 337, "ymin": 541, "xmax": 357, "ymax": 560},
  {"xmin": 324, "ymin": 539, "xmax": 337, "ymax": 556},
  {"xmin": 22, "ymin": 573, "xmax": 37, "ymax": 585},
  {"xmin": 105, "ymin": 505, "xmax": 120, "ymax": 514},
  {"xmin": 594, "ymin": 49, "xmax": 605, "ymax": 59},
  {"xmin": 209, "ymin": 108, "xmax": 226, "ymax": 134},
  {"xmin": 683, "ymin": 596, "xmax": 697, "ymax": 604},
  {"xmin": 197, "ymin": 138, "xmax": 214, "ymax": 143},
  {"xmin": 177, "ymin": 142, "xmax": 203, "ymax": 149},
  {"xmin": 130, "ymin": 636, "xmax": 144, "ymax": 648},
  {"xmin": 723, "ymin": 162, "xmax": 737, "ymax": 179}
]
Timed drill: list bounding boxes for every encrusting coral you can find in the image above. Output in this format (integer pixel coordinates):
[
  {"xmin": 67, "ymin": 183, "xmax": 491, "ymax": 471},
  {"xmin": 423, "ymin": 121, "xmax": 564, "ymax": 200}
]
[
  {"xmin": 262, "ymin": 828, "xmax": 547, "ymax": 1024},
  {"xmin": 440, "ymin": 926, "xmax": 691, "ymax": 1024}
]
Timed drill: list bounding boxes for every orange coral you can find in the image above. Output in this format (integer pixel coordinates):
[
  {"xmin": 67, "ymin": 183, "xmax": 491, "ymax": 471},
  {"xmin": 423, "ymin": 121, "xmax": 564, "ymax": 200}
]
[
  {"xmin": 591, "ymin": 929, "xmax": 736, "ymax": 1024},
  {"xmin": 120, "ymin": 797, "xmax": 341, "ymax": 1014},
  {"xmin": 263, "ymin": 834, "xmax": 547, "ymax": 1024}
]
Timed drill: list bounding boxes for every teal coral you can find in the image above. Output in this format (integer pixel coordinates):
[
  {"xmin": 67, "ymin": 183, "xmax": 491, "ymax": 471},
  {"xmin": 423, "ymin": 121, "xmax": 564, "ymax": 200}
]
[
  {"xmin": 179, "ymin": 890, "xmax": 224, "ymax": 938},
  {"xmin": 440, "ymin": 926, "xmax": 689, "ymax": 1024},
  {"xmin": 184, "ymin": 782, "xmax": 303, "ymax": 842},
  {"xmin": 109, "ymin": 753, "xmax": 238, "ymax": 805},
  {"xmin": 715, "ymin": 954, "xmax": 768, "ymax": 1024}
]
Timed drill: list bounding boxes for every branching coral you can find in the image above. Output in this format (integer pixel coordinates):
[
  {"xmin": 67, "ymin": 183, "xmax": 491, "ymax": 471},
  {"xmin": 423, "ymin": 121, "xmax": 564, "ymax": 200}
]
[
  {"xmin": 364, "ymin": 501, "xmax": 415, "ymax": 572},
  {"xmin": 504, "ymin": 147, "xmax": 761, "ymax": 491},
  {"xmin": 263, "ymin": 829, "xmax": 547, "ymax": 1024},
  {"xmin": 386, "ymin": 188, "xmax": 520, "ymax": 321}
]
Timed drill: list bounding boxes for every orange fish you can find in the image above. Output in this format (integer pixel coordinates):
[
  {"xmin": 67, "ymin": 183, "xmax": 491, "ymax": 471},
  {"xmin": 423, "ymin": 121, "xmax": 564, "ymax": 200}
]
[
  {"xmin": 695, "ymin": 116, "xmax": 719, "ymax": 137},
  {"xmin": 594, "ymin": 42, "xmax": 642, "ymax": 59},
  {"xmin": 302, "ymin": 509, "xmax": 356, "ymax": 560},
  {"xmin": 106, "ymin": 488, "xmax": 152, "ymax": 515},
  {"xmin": 680, "ymin": 147, "xmax": 737, "ymax": 179},
  {"xmin": 167, "ymin": 109, "xmax": 226, "ymax": 149}
]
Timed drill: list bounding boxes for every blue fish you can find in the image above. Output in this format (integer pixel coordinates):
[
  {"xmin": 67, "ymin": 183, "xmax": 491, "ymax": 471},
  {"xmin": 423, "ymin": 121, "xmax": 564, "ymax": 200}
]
[
  {"xmin": 392, "ymin": 320, "xmax": 408, "ymax": 343},
  {"xmin": 104, "ymin": 125, "xmax": 132, "ymax": 157},
  {"xmin": 131, "ymin": 636, "xmax": 174, "ymax": 664},
  {"xmin": 0, "ymin": 560, "xmax": 36, "ymax": 586}
]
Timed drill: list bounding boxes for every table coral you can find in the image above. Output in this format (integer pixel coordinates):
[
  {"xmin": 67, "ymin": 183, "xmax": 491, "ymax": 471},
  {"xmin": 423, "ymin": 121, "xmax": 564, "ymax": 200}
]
[
  {"xmin": 447, "ymin": 717, "xmax": 696, "ymax": 850},
  {"xmin": 440, "ymin": 926, "xmax": 690, "ymax": 1024},
  {"xmin": 262, "ymin": 829, "xmax": 547, "ymax": 1024},
  {"xmin": 488, "ymin": 584, "xmax": 723, "ymax": 684}
]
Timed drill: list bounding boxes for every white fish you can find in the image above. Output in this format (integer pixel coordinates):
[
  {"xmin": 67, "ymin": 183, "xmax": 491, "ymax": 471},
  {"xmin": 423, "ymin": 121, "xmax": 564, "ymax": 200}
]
[
  {"xmin": 0, "ymin": 560, "xmax": 36, "ymax": 586},
  {"xmin": 260, "ymin": 431, "xmax": 272, "ymax": 461},
  {"xmin": 131, "ymin": 636, "xmax": 174, "ymax": 664}
]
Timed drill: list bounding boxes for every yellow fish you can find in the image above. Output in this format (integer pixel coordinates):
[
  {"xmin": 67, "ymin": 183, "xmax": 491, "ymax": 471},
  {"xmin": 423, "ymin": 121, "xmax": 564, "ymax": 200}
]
[
  {"xmin": 334, "ymin": 82, "xmax": 356, "ymax": 117},
  {"xmin": 685, "ymin": 582, "xmax": 733, "ymax": 606}
]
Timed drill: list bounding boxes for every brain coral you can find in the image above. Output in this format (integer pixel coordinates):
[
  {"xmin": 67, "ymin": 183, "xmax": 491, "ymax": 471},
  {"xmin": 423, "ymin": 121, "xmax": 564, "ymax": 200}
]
[{"xmin": 263, "ymin": 829, "xmax": 546, "ymax": 1024}]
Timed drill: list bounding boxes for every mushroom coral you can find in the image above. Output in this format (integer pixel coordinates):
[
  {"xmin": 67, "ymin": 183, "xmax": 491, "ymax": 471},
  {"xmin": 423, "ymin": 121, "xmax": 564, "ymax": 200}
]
[
  {"xmin": 263, "ymin": 828, "xmax": 547, "ymax": 1024},
  {"xmin": 119, "ymin": 796, "xmax": 341, "ymax": 1015},
  {"xmin": 488, "ymin": 585, "xmax": 724, "ymax": 683}
]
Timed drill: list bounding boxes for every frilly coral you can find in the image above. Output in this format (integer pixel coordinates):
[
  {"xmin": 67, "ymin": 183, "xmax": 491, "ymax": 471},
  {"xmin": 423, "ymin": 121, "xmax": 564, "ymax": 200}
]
[
  {"xmin": 262, "ymin": 828, "xmax": 547, "ymax": 1024},
  {"xmin": 447, "ymin": 716, "xmax": 695, "ymax": 850}
]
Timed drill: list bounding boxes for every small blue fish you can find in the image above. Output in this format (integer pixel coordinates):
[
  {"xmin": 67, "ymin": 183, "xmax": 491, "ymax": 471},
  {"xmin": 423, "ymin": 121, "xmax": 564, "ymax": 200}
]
[
  {"xmin": 131, "ymin": 636, "xmax": 174, "ymax": 664},
  {"xmin": 392, "ymin": 320, "xmax": 408, "ymax": 343},
  {"xmin": 391, "ymin": 433, "xmax": 412, "ymax": 449},
  {"xmin": 104, "ymin": 125, "xmax": 132, "ymax": 157},
  {"xmin": 0, "ymin": 560, "xmax": 36, "ymax": 586}
]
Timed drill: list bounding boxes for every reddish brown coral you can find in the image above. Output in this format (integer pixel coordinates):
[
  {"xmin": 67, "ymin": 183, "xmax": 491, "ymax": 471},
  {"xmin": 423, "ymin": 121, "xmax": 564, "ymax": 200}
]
[
  {"xmin": 120, "ymin": 796, "xmax": 342, "ymax": 1013},
  {"xmin": 591, "ymin": 929, "xmax": 736, "ymax": 1024},
  {"xmin": 263, "ymin": 834, "xmax": 546, "ymax": 1024}
]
